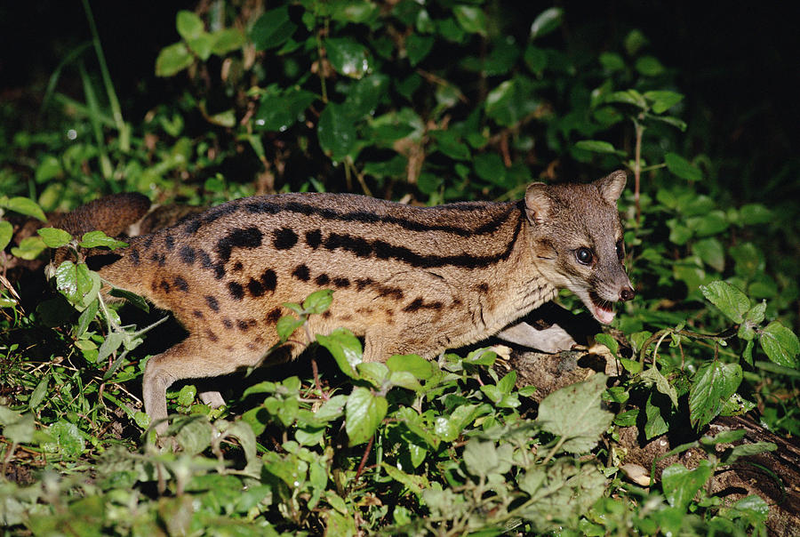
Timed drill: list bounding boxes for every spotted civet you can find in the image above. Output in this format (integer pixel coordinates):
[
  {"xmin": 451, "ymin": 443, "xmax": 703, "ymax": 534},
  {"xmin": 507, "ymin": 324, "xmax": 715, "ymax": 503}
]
[{"xmin": 65, "ymin": 171, "xmax": 635, "ymax": 433}]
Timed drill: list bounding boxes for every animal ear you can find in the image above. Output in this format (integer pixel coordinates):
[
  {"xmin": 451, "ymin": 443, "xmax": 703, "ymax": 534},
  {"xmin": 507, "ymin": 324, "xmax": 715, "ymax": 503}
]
[
  {"xmin": 596, "ymin": 170, "xmax": 628, "ymax": 204},
  {"xmin": 524, "ymin": 182, "xmax": 551, "ymax": 225}
]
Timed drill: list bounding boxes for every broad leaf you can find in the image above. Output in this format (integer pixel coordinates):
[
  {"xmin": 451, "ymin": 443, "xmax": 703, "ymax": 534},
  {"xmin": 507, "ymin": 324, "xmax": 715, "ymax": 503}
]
[
  {"xmin": 759, "ymin": 321, "xmax": 799, "ymax": 368},
  {"xmin": 689, "ymin": 361, "xmax": 742, "ymax": 427},
  {"xmin": 700, "ymin": 281, "xmax": 750, "ymax": 323},
  {"xmin": 345, "ymin": 387, "xmax": 387, "ymax": 446}
]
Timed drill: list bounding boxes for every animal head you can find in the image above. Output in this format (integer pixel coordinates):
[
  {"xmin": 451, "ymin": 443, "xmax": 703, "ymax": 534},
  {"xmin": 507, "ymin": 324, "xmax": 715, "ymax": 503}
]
[{"xmin": 523, "ymin": 170, "xmax": 635, "ymax": 323}]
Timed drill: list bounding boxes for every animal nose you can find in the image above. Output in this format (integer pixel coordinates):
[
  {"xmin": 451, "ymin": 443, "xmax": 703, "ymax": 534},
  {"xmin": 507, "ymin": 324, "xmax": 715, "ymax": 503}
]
[{"xmin": 620, "ymin": 286, "xmax": 635, "ymax": 301}]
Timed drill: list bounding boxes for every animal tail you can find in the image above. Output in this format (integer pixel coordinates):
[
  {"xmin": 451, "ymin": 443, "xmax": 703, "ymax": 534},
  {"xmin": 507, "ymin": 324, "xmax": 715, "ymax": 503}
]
[{"xmin": 50, "ymin": 192, "xmax": 151, "ymax": 238}]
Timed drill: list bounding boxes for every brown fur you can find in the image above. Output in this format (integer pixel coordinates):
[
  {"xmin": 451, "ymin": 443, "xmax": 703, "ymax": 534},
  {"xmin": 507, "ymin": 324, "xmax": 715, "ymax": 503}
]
[{"xmin": 64, "ymin": 171, "xmax": 635, "ymax": 433}]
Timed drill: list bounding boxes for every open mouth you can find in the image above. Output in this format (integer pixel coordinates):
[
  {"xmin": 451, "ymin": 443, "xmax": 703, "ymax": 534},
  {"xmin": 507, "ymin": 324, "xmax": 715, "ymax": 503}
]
[{"xmin": 589, "ymin": 293, "xmax": 616, "ymax": 324}]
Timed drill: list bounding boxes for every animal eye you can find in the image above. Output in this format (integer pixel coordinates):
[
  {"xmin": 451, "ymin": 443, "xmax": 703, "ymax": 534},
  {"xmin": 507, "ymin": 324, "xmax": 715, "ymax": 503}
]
[
  {"xmin": 616, "ymin": 239, "xmax": 624, "ymax": 260},
  {"xmin": 575, "ymin": 247, "xmax": 593, "ymax": 265}
]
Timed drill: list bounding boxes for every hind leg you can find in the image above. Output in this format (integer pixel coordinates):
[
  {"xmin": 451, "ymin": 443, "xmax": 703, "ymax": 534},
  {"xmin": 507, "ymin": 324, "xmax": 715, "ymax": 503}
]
[{"xmin": 142, "ymin": 337, "xmax": 266, "ymax": 435}]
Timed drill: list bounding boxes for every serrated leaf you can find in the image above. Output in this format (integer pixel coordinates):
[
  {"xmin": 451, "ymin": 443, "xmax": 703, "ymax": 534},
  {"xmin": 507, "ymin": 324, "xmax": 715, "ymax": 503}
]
[
  {"xmin": 155, "ymin": 42, "xmax": 194, "ymax": 77},
  {"xmin": 55, "ymin": 261, "xmax": 94, "ymax": 305},
  {"xmin": 356, "ymin": 361, "xmax": 389, "ymax": 388},
  {"xmin": 537, "ymin": 374, "xmax": 613, "ymax": 453},
  {"xmin": 738, "ymin": 203, "xmax": 772, "ymax": 225},
  {"xmin": 4, "ymin": 197, "xmax": 46, "ymax": 221},
  {"xmin": 325, "ymin": 38, "xmax": 371, "ymax": 79},
  {"xmin": 42, "ymin": 421, "xmax": 85, "ymax": 457},
  {"xmin": 485, "ymin": 77, "xmax": 538, "ymax": 127},
  {"xmin": 76, "ymin": 299, "xmax": 99, "ymax": 337},
  {"xmin": 665, "ymin": 152, "xmax": 702, "ymax": 181},
  {"xmin": 251, "ymin": 7, "xmax": 297, "ymax": 51},
  {"xmin": 37, "ymin": 227, "xmax": 73, "ymax": 248},
  {"xmin": 700, "ymin": 281, "xmax": 750, "ymax": 323},
  {"xmin": 345, "ymin": 74, "xmax": 389, "ymax": 119},
  {"xmin": 640, "ymin": 367, "xmax": 679, "ymax": 408},
  {"xmin": 303, "ymin": 289, "xmax": 333, "ymax": 315},
  {"xmin": 318, "ymin": 103, "xmax": 357, "ymax": 162},
  {"xmin": 276, "ymin": 315, "xmax": 304, "ymax": 342},
  {"xmin": 0, "ymin": 408, "xmax": 35, "ymax": 444},
  {"xmin": 759, "ymin": 321, "xmax": 799, "ymax": 368},
  {"xmin": 529, "ymin": 7, "xmax": 562, "ymax": 40},
  {"xmin": 453, "ymin": 5, "xmax": 487, "ymax": 35},
  {"xmin": 463, "ymin": 439, "xmax": 498, "ymax": 478},
  {"xmin": 689, "ymin": 362, "xmax": 742, "ymax": 427},
  {"xmin": 98, "ymin": 332, "xmax": 124, "ymax": 362},
  {"xmin": 317, "ymin": 328, "xmax": 363, "ymax": 379},
  {"xmin": 603, "ymin": 89, "xmax": 647, "ymax": 109},
  {"xmin": 345, "ymin": 387, "xmax": 387, "ymax": 446},
  {"xmin": 644, "ymin": 393, "xmax": 669, "ymax": 439}
]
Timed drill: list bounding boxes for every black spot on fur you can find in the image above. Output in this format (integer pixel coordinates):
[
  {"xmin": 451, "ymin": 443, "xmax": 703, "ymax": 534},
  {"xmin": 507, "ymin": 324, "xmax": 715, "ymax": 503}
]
[
  {"xmin": 273, "ymin": 227, "xmax": 298, "ymax": 250},
  {"xmin": 174, "ymin": 276, "xmax": 190, "ymax": 292},
  {"xmin": 323, "ymin": 311, "xmax": 332, "ymax": 319},
  {"xmin": 216, "ymin": 227, "xmax": 263, "ymax": 263},
  {"xmin": 248, "ymin": 278, "xmax": 265, "ymax": 297},
  {"xmin": 403, "ymin": 298, "xmax": 423, "ymax": 312},
  {"xmin": 198, "ymin": 249, "xmax": 213, "ymax": 268},
  {"xmin": 143, "ymin": 236, "xmax": 154, "ymax": 249},
  {"xmin": 179, "ymin": 245, "xmax": 195, "ymax": 265},
  {"xmin": 355, "ymin": 278, "xmax": 374, "ymax": 290},
  {"xmin": 159, "ymin": 280, "xmax": 171, "ymax": 293},
  {"xmin": 261, "ymin": 269, "xmax": 277, "ymax": 293},
  {"xmin": 213, "ymin": 264, "xmax": 226, "ymax": 280},
  {"xmin": 315, "ymin": 274, "xmax": 330, "ymax": 286},
  {"xmin": 333, "ymin": 277, "xmax": 350, "ymax": 288},
  {"xmin": 222, "ymin": 318, "xmax": 233, "ymax": 329},
  {"xmin": 164, "ymin": 234, "xmax": 175, "ymax": 251},
  {"xmin": 130, "ymin": 248, "xmax": 140, "ymax": 266},
  {"xmin": 205, "ymin": 330, "xmax": 219, "ymax": 342},
  {"xmin": 266, "ymin": 308, "xmax": 282, "ymax": 324},
  {"xmin": 193, "ymin": 310, "xmax": 204, "ymax": 318},
  {"xmin": 228, "ymin": 281, "xmax": 245, "ymax": 300},
  {"xmin": 376, "ymin": 285, "xmax": 404, "ymax": 300},
  {"xmin": 233, "ymin": 261, "xmax": 244, "ymax": 272},
  {"xmin": 205, "ymin": 295, "xmax": 220, "ymax": 312},
  {"xmin": 477, "ymin": 283, "xmax": 489, "ymax": 293},
  {"xmin": 237, "ymin": 319, "xmax": 257, "ymax": 331},
  {"xmin": 292, "ymin": 264, "xmax": 310, "ymax": 281},
  {"xmin": 305, "ymin": 229, "xmax": 322, "ymax": 249}
]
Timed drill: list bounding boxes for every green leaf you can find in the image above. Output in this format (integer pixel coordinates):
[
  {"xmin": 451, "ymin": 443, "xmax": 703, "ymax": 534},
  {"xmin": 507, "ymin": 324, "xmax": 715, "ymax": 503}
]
[
  {"xmin": 406, "ymin": 34, "xmax": 434, "ymax": 66},
  {"xmin": 325, "ymin": 38, "xmax": 371, "ymax": 79},
  {"xmin": 689, "ymin": 362, "xmax": 743, "ymax": 427},
  {"xmin": 176, "ymin": 10, "xmax": 204, "ymax": 41},
  {"xmin": 303, "ymin": 289, "xmax": 333, "ymax": 315},
  {"xmin": 76, "ymin": 299, "xmax": 98, "ymax": 337},
  {"xmin": 108, "ymin": 288, "xmax": 149, "ymax": 312},
  {"xmin": 251, "ymin": 7, "xmax": 297, "ymax": 51},
  {"xmin": 211, "ymin": 28, "xmax": 245, "ymax": 55},
  {"xmin": 759, "ymin": 321, "xmax": 799, "ymax": 368},
  {"xmin": 276, "ymin": 315, "xmax": 304, "ymax": 342},
  {"xmin": 430, "ymin": 130, "xmax": 470, "ymax": 161},
  {"xmin": 453, "ymin": 5, "xmax": 487, "ymax": 35},
  {"xmin": 317, "ymin": 328, "xmax": 363, "ymax": 379},
  {"xmin": 318, "ymin": 103, "xmax": 357, "ymax": 161},
  {"xmin": 485, "ymin": 77, "xmax": 538, "ymax": 127},
  {"xmin": 575, "ymin": 140, "xmax": 625, "ymax": 156},
  {"xmin": 644, "ymin": 90, "xmax": 683, "ymax": 114},
  {"xmin": 692, "ymin": 238, "xmax": 725, "ymax": 272},
  {"xmin": 665, "ymin": 152, "xmax": 702, "ymax": 181},
  {"xmin": 687, "ymin": 211, "xmax": 728, "ymax": 236},
  {"xmin": 0, "ymin": 407, "xmax": 35, "ymax": 444},
  {"xmin": 189, "ymin": 34, "xmax": 215, "ymax": 61},
  {"xmin": 155, "ymin": 42, "xmax": 194, "ymax": 77},
  {"xmin": 42, "ymin": 420, "xmax": 86, "ymax": 458},
  {"xmin": 29, "ymin": 376, "xmax": 49, "ymax": 411},
  {"xmin": 381, "ymin": 463, "xmax": 429, "ymax": 496},
  {"xmin": 254, "ymin": 88, "xmax": 317, "ymax": 132},
  {"xmin": 644, "ymin": 393, "xmax": 669, "ymax": 439},
  {"xmin": 356, "ymin": 361, "xmax": 389, "ymax": 388},
  {"xmin": 640, "ymin": 367, "xmax": 679, "ymax": 408},
  {"xmin": 4, "ymin": 196, "xmax": 47, "ymax": 221},
  {"xmin": 463, "ymin": 439, "xmax": 498, "ymax": 478},
  {"xmin": 55, "ymin": 261, "xmax": 95, "ymax": 306},
  {"xmin": 602, "ymin": 89, "xmax": 647, "ymax": 109},
  {"xmin": 473, "ymin": 152, "xmax": 507, "ymax": 185},
  {"xmin": 35, "ymin": 154, "xmax": 63, "ymax": 183},
  {"xmin": 386, "ymin": 354, "xmax": 433, "ymax": 380},
  {"xmin": 79, "ymin": 230, "xmax": 128, "ymax": 250},
  {"xmin": 345, "ymin": 74, "xmax": 389, "ymax": 119},
  {"xmin": 345, "ymin": 387, "xmax": 387, "ymax": 446},
  {"xmin": 738, "ymin": 203, "xmax": 772, "ymax": 225},
  {"xmin": 37, "ymin": 227, "xmax": 72, "ymax": 248},
  {"xmin": 0, "ymin": 220, "xmax": 12, "ymax": 250},
  {"xmin": 635, "ymin": 55, "xmax": 665, "ymax": 77},
  {"xmin": 537, "ymin": 374, "xmax": 613, "ymax": 453},
  {"xmin": 662, "ymin": 463, "xmax": 713, "ymax": 510},
  {"xmin": 700, "ymin": 281, "xmax": 750, "ymax": 323},
  {"xmin": 529, "ymin": 7, "xmax": 562, "ymax": 40}
]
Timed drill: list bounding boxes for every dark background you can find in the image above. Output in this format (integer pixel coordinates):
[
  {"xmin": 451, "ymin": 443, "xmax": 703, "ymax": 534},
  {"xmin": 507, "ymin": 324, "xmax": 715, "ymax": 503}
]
[{"xmin": 1, "ymin": 1, "xmax": 798, "ymax": 203}]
